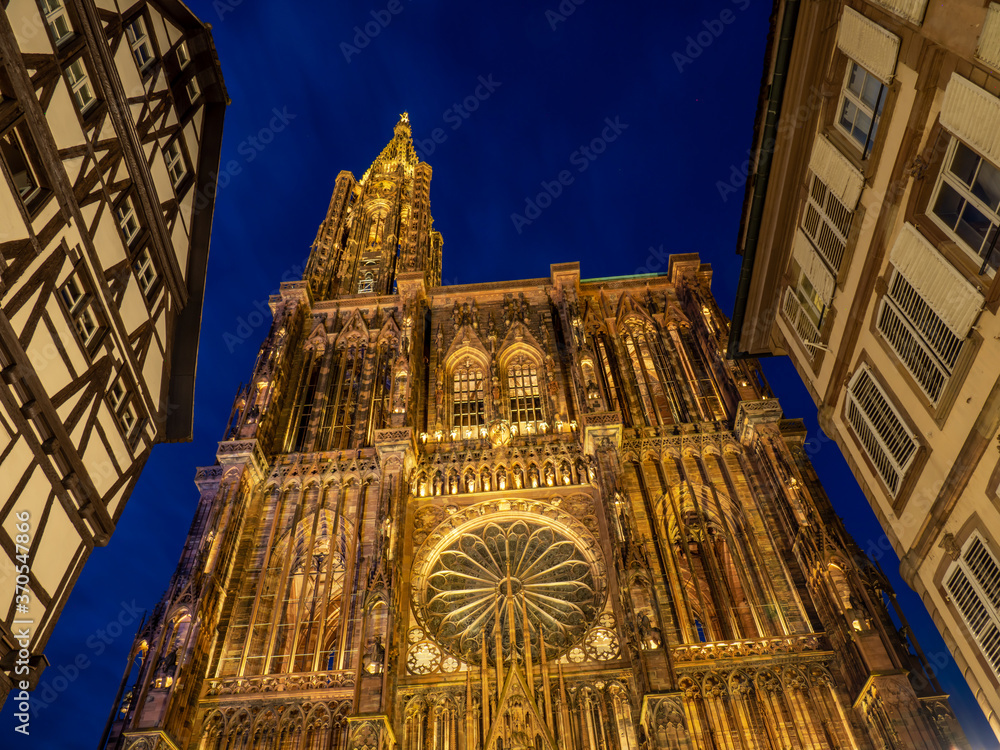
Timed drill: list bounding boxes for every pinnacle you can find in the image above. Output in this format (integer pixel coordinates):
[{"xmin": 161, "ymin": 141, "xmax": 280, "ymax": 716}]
[{"xmin": 361, "ymin": 113, "xmax": 418, "ymax": 183}]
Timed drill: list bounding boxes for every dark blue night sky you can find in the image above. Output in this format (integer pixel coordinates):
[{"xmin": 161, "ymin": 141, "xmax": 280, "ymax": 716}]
[{"xmin": 18, "ymin": 1, "xmax": 998, "ymax": 747}]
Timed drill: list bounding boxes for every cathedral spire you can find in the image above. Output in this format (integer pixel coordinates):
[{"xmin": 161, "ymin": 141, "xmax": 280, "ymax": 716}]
[
  {"xmin": 305, "ymin": 114, "xmax": 442, "ymax": 300},
  {"xmin": 360, "ymin": 111, "xmax": 417, "ymax": 184}
]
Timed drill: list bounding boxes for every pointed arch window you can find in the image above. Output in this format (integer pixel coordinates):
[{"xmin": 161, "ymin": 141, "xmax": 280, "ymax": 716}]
[
  {"xmin": 452, "ymin": 361, "xmax": 485, "ymax": 431},
  {"xmin": 507, "ymin": 355, "xmax": 543, "ymax": 432}
]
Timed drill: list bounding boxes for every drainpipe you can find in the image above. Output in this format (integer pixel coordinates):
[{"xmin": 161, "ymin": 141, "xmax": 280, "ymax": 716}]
[{"xmin": 727, "ymin": 0, "xmax": 802, "ymax": 360}]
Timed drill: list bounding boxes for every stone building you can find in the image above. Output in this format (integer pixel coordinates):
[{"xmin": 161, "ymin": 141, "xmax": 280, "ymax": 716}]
[
  {"xmin": 103, "ymin": 116, "xmax": 968, "ymax": 750},
  {"xmin": 0, "ymin": 0, "xmax": 225, "ymax": 705},
  {"xmin": 727, "ymin": 0, "xmax": 1000, "ymax": 737}
]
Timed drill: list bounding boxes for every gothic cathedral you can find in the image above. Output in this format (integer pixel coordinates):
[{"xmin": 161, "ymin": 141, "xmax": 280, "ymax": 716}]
[{"xmin": 102, "ymin": 116, "xmax": 969, "ymax": 750}]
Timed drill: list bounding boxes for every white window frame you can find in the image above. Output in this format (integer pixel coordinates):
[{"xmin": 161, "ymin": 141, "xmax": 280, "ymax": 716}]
[
  {"xmin": 61, "ymin": 274, "xmax": 101, "ymax": 350},
  {"xmin": 66, "ymin": 58, "xmax": 96, "ymax": 114},
  {"xmin": 125, "ymin": 16, "xmax": 154, "ymax": 72},
  {"xmin": 116, "ymin": 195, "xmax": 140, "ymax": 245},
  {"xmin": 946, "ymin": 532, "xmax": 1000, "ymax": 681},
  {"xmin": 132, "ymin": 247, "xmax": 157, "ymax": 297},
  {"xmin": 40, "ymin": 0, "xmax": 73, "ymax": 45},
  {"xmin": 1, "ymin": 125, "xmax": 42, "ymax": 205},
  {"xmin": 928, "ymin": 138, "xmax": 1000, "ymax": 276},
  {"xmin": 185, "ymin": 76, "xmax": 200, "ymax": 102},
  {"xmin": 108, "ymin": 378, "xmax": 139, "ymax": 440},
  {"xmin": 844, "ymin": 365, "xmax": 918, "ymax": 497},
  {"xmin": 176, "ymin": 40, "xmax": 191, "ymax": 69},
  {"xmin": 876, "ymin": 269, "xmax": 963, "ymax": 405},
  {"xmin": 163, "ymin": 140, "xmax": 187, "ymax": 188},
  {"xmin": 836, "ymin": 60, "xmax": 886, "ymax": 159}
]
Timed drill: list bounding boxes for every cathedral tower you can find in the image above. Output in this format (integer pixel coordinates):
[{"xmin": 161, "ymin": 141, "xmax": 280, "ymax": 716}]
[{"xmin": 101, "ymin": 117, "xmax": 969, "ymax": 750}]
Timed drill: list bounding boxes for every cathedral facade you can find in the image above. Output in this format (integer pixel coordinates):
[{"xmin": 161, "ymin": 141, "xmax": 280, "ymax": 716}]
[{"xmin": 103, "ymin": 116, "xmax": 968, "ymax": 750}]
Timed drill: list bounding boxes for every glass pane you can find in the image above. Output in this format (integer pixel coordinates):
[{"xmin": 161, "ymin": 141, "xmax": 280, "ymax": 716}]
[
  {"xmin": 1, "ymin": 134, "xmax": 35, "ymax": 198},
  {"xmin": 951, "ymin": 142, "xmax": 980, "ymax": 187},
  {"xmin": 861, "ymin": 73, "xmax": 883, "ymax": 110},
  {"xmin": 51, "ymin": 15, "xmax": 71, "ymax": 42},
  {"xmin": 956, "ymin": 202, "xmax": 991, "ymax": 253},
  {"xmin": 847, "ymin": 63, "xmax": 865, "ymax": 97},
  {"xmin": 852, "ymin": 110, "xmax": 872, "ymax": 147},
  {"xmin": 972, "ymin": 156, "xmax": 1000, "ymax": 212},
  {"xmin": 933, "ymin": 183, "xmax": 964, "ymax": 229},
  {"xmin": 839, "ymin": 99, "xmax": 858, "ymax": 136}
]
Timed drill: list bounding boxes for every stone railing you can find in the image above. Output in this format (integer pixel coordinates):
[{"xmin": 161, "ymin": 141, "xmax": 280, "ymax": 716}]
[
  {"xmin": 671, "ymin": 634, "xmax": 830, "ymax": 664},
  {"xmin": 205, "ymin": 670, "xmax": 355, "ymax": 698}
]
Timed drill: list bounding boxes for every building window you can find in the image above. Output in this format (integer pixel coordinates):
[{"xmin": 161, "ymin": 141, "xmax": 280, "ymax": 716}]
[
  {"xmin": 125, "ymin": 16, "xmax": 154, "ymax": 72},
  {"xmin": 132, "ymin": 247, "xmax": 157, "ymax": 298},
  {"xmin": 66, "ymin": 58, "xmax": 96, "ymax": 114},
  {"xmin": 929, "ymin": 139, "xmax": 1000, "ymax": 275},
  {"xmin": 845, "ymin": 365, "xmax": 918, "ymax": 497},
  {"xmin": 452, "ymin": 362, "xmax": 485, "ymax": 432},
  {"xmin": 108, "ymin": 379, "xmax": 139, "ymax": 441},
  {"xmin": 176, "ymin": 41, "xmax": 191, "ymax": 69},
  {"xmin": 1, "ymin": 124, "xmax": 44, "ymax": 208},
  {"xmin": 61, "ymin": 273, "xmax": 102, "ymax": 352},
  {"xmin": 946, "ymin": 533, "xmax": 1000, "ymax": 681},
  {"xmin": 507, "ymin": 356, "xmax": 543, "ymax": 433},
  {"xmin": 185, "ymin": 76, "xmax": 200, "ymax": 102},
  {"xmin": 163, "ymin": 140, "xmax": 187, "ymax": 188},
  {"xmin": 116, "ymin": 195, "xmax": 140, "ymax": 245},
  {"xmin": 40, "ymin": 0, "xmax": 73, "ymax": 45},
  {"xmin": 876, "ymin": 269, "xmax": 963, "ymax": 404},
  {"xmin": 802, "ymin": 173, "xmax": 852, "ymax": 273},
  {"xmin": 837, "ymin": 61, "xmax": 885, "ymax": 159},
  {"xmin": 782, "ymin": 281, "xmax": 823, "ymax": 357}
]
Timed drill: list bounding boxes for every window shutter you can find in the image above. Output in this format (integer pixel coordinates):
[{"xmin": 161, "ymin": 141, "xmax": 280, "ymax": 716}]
[
  {"xmin": 947, "ymin": 534, "xmax": 1000, "ymax": 679},
  {"xmin": 976, "ymin": 4, "xmax": 1000, "ymax": 73},
  {"xmin": 845, "ymin": 365, "xmax": 918, "ymax": 496},
  {"xmin": 867, "ymin": 0, "xmax": 928, "ymax": 24},
  {"xmin": 940, "ymin": 73, "xmax": 1000, "ymax": 168},
  {"xmin": 808, "ymin": 136, "xmax": 865, "ymax": 210},
  {"xmin": 792, "ymin": 229, "xmax": 836, "ymax": 304},
  {"xmin": 888, "ymin": 223, "xmax": 984, "ymax": 339},
  {"xmin": 836, "ymin": 7, "xmax": 900, "ymax": 84}
]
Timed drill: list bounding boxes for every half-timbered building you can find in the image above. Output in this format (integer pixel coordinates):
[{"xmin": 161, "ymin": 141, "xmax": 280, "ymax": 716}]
[{"xmin": 0, "ymin": 0, "xmax": 226, "ymax": 706}]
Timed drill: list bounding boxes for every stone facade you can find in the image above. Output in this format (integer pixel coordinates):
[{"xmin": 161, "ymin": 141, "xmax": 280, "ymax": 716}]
[
  {"xmin": 103, "ymin": 116, "xmax": 967, "ymax": 750},
  {"xmin": 729, "ymin": 0, "xmax": 1000, "ymax": 737}
]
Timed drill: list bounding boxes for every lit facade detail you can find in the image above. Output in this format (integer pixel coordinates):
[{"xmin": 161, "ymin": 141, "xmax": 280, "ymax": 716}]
[{"xmin": 103, "ymin": 116, "xmax": 968, "ymax": 750}]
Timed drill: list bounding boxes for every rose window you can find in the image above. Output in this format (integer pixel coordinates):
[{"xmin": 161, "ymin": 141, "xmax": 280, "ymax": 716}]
[{"xmin": 414, "ymin": 516, "xmax": 603, "ymax": 664}]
